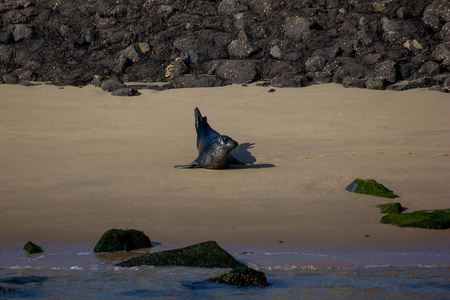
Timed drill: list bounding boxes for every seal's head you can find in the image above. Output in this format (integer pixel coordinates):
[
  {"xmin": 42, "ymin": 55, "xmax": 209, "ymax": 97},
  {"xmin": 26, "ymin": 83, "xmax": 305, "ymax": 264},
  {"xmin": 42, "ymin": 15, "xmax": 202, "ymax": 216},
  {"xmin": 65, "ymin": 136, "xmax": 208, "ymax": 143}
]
[{"xmin": 215, "ymin": 135, "xmax": 238, "ymax": 151}]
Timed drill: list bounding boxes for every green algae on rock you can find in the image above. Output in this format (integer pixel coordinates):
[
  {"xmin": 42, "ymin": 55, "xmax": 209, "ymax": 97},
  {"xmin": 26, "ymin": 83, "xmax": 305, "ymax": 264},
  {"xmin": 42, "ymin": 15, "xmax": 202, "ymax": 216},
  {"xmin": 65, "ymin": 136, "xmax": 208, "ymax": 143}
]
[
  {"xmin": 376, "ymin": 202, "xmax": 403, "ymax": 214},
  {"xmin": 345, "ymin": 179, "xmax": 399, "ymax": 198},
  {"xmin": 115, "ymin": 241, "xmax": 242, "ymax": 268},
  {"xmin": 207, "ymin": 264, "xmax": 269, "ymax": 287},
  {"xmin": 380, "ymin": 209, "xmax": 450, "ymax": 230},
  {"xmin": 93, "ymin": 229, "xmax": 151, "ymax": 253},
  {"xmin": 23, "ymin": 241, "xmax": 44, "ymax": 254}
]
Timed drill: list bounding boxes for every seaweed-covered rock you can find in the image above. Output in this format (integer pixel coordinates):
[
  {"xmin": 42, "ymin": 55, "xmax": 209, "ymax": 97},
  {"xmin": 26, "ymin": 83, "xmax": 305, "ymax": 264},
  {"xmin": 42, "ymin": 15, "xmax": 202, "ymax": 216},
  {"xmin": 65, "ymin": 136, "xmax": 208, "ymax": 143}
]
[
  {"xmin": 93, "ymin": 229, "xmax": 151, "ymax": 253},
  {"xmin": 23, "ymin": 241, "xmax": 43, "ymax": 254},
  {"xmin": 376, "ymin": 202, "xmax": 403, "ymax": 214},
  {"xmin": 380, "ymin": 209, "xmax": 450, "ymax": 229},
  {"xmin": 207, "ymin": 264, "xmax": 269, "ymax": 287},
  {"xmin": 115, "ymin": 241, "xmax": 241, "ymax": 268},
  {"xmin": 345, "ymin": 179, "xmax": 399, "ymax": 198}
]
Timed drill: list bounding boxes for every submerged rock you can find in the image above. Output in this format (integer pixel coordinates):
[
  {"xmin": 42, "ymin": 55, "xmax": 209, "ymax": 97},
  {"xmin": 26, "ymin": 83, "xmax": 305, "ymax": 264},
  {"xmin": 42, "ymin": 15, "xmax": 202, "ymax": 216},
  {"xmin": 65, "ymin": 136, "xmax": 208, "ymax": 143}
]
[
  {"xmin": 23, "ymin": 241, "xmax": 43, "ymax": 254},
  {"xmin": 93, "ymin": 229, "xmax": 151, "ymax": 253},
  {"xmin": 207, "ymin": 264, "xmax": 269, "ymax": 287},
  {"xmin": 380, "ymin": 209, "xmax": 450, "ymax": 229},
  {"xmin": 346, "ymin": 179, "xmax": 399, "ymax": 198},
  {"xmin": 115, "ymin": 241, "xmax": 241, "ymax": 268}
]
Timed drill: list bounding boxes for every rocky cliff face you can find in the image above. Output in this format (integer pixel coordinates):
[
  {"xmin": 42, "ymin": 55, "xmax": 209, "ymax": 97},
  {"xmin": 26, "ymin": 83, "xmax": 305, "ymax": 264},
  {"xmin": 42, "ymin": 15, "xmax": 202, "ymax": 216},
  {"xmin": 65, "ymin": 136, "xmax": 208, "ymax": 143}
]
[{"xmin": 0, "ymin": 0, "xmax": 449, "ymax": 91}]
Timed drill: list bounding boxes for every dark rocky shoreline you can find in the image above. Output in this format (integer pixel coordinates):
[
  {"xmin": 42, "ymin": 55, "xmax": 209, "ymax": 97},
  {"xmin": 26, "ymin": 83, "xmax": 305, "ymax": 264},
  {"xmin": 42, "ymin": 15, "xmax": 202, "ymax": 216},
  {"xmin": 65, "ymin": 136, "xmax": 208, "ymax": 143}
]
[{"xmin": 1, "ymin": 0, "xmax": 449, "ymax": 93}]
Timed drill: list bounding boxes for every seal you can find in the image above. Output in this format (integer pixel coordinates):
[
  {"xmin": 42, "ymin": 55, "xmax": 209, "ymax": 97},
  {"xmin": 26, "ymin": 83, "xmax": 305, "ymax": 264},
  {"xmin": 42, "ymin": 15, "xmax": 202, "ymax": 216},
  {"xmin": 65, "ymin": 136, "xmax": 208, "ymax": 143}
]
[{"xmin": 174, "ymin": 107, "xmax": 246, "ymax": 169}]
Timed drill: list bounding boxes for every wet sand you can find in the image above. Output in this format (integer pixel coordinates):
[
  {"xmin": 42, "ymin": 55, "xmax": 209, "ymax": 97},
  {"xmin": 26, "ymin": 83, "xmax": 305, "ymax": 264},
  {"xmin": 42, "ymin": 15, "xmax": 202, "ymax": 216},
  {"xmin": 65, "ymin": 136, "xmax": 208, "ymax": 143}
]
[{"xmin": 1, "ymin": 83, "xmax": 449, "ymax": 262}]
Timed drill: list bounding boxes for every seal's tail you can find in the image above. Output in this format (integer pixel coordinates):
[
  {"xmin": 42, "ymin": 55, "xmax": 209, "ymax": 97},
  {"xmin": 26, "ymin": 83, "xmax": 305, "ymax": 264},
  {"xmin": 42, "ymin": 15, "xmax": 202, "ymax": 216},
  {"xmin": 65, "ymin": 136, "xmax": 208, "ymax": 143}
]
[{"xmin": 195, "ymin": 107, "xmax": 208, "ymax": 132}]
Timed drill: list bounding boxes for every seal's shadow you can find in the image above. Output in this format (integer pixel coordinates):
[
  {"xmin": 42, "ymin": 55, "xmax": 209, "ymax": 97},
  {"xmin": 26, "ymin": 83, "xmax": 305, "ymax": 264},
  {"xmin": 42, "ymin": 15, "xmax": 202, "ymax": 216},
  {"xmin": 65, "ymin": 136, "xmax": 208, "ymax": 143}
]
[{"xmin": 230, "ymin": 142, "xmax": 275, "ymax": 169}]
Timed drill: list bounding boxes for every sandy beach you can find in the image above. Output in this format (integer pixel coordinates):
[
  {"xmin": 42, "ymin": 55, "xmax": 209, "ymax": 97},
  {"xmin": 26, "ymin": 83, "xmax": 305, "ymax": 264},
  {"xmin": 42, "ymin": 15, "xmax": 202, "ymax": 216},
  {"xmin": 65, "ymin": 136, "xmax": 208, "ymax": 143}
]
[{"xmin": 1, "ymin": 83, "xmax": 449, "ymax": 259}]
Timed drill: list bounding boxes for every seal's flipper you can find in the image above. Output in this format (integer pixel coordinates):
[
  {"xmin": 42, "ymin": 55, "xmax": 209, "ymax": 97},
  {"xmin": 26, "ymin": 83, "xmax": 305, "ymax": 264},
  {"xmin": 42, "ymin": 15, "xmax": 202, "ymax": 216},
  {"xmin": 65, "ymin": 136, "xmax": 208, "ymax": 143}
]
[
  {"xmin": 174, "ymin": 160, "xmax": 200, "ymax": 168},
  {"xmin": 195, "ymin": 107, "xmax": 208, "ymax": 133}
]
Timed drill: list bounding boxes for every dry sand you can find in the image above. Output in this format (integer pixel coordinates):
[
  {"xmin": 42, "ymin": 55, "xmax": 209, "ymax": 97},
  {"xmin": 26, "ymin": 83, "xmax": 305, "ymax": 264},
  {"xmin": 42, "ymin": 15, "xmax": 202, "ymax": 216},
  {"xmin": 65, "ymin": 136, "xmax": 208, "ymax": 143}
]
[{"xmin": 1, "ymin": 83, "xmax": 449, "ymax": 256}]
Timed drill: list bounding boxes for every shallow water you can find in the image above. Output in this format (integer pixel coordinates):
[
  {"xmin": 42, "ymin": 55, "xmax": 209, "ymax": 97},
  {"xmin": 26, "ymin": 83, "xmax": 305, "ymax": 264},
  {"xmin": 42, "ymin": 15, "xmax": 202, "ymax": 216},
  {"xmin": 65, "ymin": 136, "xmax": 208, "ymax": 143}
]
[{"xmin": 1, "ymin": 244, "xmax": 449, "ymax": 299}]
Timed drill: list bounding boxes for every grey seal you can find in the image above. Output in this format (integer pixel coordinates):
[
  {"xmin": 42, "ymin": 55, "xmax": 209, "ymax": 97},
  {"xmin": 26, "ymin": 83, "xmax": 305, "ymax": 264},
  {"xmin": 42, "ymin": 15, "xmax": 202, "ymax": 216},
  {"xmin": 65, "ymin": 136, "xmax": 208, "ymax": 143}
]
[{"xmin": 174, "ymin": 107, "xmax": 246, "ymax": 169}]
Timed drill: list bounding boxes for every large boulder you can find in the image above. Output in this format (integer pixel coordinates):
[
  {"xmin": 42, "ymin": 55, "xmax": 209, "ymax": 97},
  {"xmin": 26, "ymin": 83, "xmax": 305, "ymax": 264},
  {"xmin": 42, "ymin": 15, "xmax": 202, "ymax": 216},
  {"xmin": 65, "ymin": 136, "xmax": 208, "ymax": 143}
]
[
  {"xmin": 115, "ymin": 241, "xmax": 240, "ymax": 268},
  {"xmin": 93, "ymin": 229, "xmax": 152, "ymax": 253}
]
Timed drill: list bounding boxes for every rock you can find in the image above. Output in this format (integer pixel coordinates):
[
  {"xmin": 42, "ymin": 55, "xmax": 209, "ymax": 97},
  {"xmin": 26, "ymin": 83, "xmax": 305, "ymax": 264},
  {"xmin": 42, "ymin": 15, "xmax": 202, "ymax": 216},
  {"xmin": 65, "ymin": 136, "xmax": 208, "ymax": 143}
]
[
  {"xmin": 418, "ymin": 61, "xmax": 440, "ymax": 76},
  {"xmin": 428, "ymin": 84, "xmax": 449, "ymax": 92},
  {"xmin": 111, "ymin": 88, "xmax": 141, "ymax": 96},
  {"xmin": 363, "ymin": 53, "xmax": 383, "ymax": 65},
  {"xmin": 207, "ymin": 264, "xmax": 269, "ymax": 287},
  {"xmin": 375, "ymin": 60, "xmax": 398, "ymax": 83},
  {"xmin": 101, "ymin": 77, "xmax": 125, "ymax": 92},
  {"xmin": 165, "ymin": 57, "xmax": 188, "ymax": 79},
  {"xmin": 23, "ymin": 241, "xmax": 44, "ymax": 254},
  {"xmin": 386, "ymin": 77, "xmax": 434, "ymax": 91},
  {"xmin": 345, "ymin": 179, "xmax": 399, "ymax": 198},
  {"xmin": 0, "ymin": 0, "xmax": 446, "ymax": 89},
  {"xmin": 119, "ymin": 45, "xmax": 140, "ymax": 62},
  {"xmin": 305, "ymin": 56, "xmax": 326, "ymax": 73},
  {"xmin": 218, "ymin": 0, "xmax": 248, "ymax": 14},
  {"xmin": 376, "ymin": 203, "xmax": 403, "ymax": 214},
  {"xmin": 403, "ymin": 39, "xmax": 423, "ymax": 52},
  {"xmin": 2, "ymin": 74, "xmax": 18, "ymax": 84},
  {"xmin": 380, "ymin": 209, "xmax": 450, "ymax": 229},
  {"xmin": 247, "ymin": 0, "xmax": 278, "ymax": 17},
  {"xmin": 214, "ymin": 60, "xmax": 258, "ymax": 84},
  {"xmin": 269, "ymin": 76, "xmax": 298, "ymax": 87},
  {"xmin": 227, "ymin": 31, "xmax": 255, "ymax": 59},
  {"xmin": 269, "ymin": 45, "xmax": 282, "ymax": 59},
  {"xmin": 93, "ymin": 229, "xmax": 151, "ymax": 253},
  {"xmin": 181, "ymin": 50, "xmax": 199, "ymax": 64},
  {"xmin": 422, "ymin": 0, "xmax": 450, "ymax": 32},
  {"xmin": 135, "ymin": 42, "xmax": 150, "ymax": 54},
  {"xmin": 115, "ymin": 241, "xmax": 242, "ymax": 268},
  {"xmin": 172, "ymin": 74, "xmax": 224, "ymax": 88},
  {"xmin": 342, "ymin": 76, "xmax": 365, "ymax": 88},
  {"xmin": 440, "ymin": 22, "xmax": 450, "ymax": 41},
  {"xmin": 432, "ymin": 42, "xmax": 450, "ymax": 69},
  {"xmin": 0, "ymin": 45, "xmax": 14, "ymax": 63},
  {"xmin": 283, "ymin": 17, "xmax": 311, "ymax": 39},
  {"xmin": 92, "ymin": 75, "xmax": 103, "ymax": 87},
  {"xmin": 12, "ymin": 25, "xmax": 32, "ymax": 42},
  {"xmin": 173, "ymin": 36, "xmax": 208, "ymax": 55}
]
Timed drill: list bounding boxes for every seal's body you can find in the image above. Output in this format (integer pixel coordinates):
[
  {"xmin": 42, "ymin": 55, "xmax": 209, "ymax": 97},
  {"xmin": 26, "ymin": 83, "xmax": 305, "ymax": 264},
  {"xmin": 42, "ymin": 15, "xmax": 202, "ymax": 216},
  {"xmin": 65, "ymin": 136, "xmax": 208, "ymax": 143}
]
[{"xmin": 175, "ymin": 107, "xmax": 245, "ymax": 169}]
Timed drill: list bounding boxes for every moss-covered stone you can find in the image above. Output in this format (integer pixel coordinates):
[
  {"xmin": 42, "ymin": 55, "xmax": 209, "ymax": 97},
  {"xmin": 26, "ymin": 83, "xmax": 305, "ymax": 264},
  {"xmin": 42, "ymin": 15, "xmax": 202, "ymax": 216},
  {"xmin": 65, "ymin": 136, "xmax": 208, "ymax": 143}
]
[
  {"xmin": 207, "ymin": 264, "xmax": 269, "ymax": 287},
  {"xmin": 93, "ymin": 229, "xmax": 151, "ymax": 253},
  {"xmin": 376, "ymin": 202, "xmax": 403, "ymax": 214},
  {"xmin": 345, "ymin": 179, "xmax": 399, "ymax": 198},
  {"xmin": 23, "ymin": 241, "xmax": 43, "ymax": 254},
  {"xmin": 380, "ymin": 209, "xmax": 450, "ymax": 229},
  {"xmin": 115, "ymin": 241, "xmax": 242, "ymax": 268}
]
